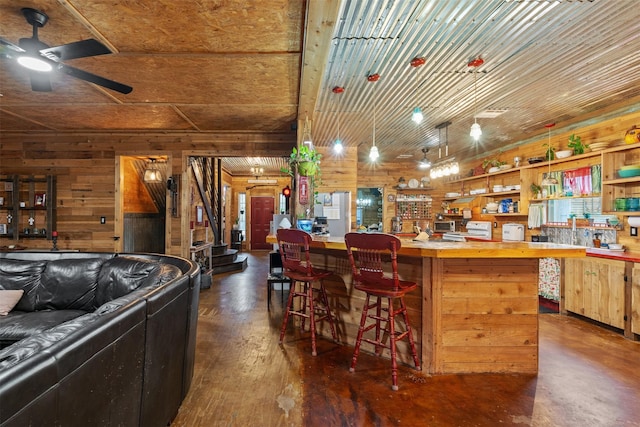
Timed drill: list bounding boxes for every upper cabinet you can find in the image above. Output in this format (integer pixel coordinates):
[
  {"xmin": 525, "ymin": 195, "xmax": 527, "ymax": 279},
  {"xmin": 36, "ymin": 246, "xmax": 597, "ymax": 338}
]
[
  {"xmin": 0, "ymin": 175, "xmax": 57, "ymax": 241},
  {"xmin": 601, "ymin": 143, "xmax": 640, "ymax": 214}
]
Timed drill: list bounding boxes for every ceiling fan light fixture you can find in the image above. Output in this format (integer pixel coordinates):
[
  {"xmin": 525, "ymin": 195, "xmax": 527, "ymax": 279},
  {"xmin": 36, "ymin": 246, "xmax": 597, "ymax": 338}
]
[
  {"xmin": 412, "ymin": 107, "xmax": 424, "ymax": 124},
  {"xmin": 17, "ymin": 56, "xmax": 52, "ymax": 72}
]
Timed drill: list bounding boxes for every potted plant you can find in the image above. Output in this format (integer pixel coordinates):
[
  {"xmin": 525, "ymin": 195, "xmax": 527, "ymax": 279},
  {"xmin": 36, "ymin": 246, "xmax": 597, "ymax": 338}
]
[
  {"xmin": 530, "ymin": 183, "xmax": 542, "ymax": 199},
  {"xmin": 568, "ymin": 134, "xmax": 589, "ymax": 155},
  {"xmin": 280, "ymin": 145, "xmax": 322, "ymax": 177}
]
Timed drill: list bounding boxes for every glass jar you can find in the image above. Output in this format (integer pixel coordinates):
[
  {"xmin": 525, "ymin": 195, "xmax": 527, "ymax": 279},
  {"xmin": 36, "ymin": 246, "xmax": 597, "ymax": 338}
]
[
  {"xmin": 627, "ymin": 197, "xmax": 639, "ymax": 211},
  {"xmin": 615, "ymin": 198, "xmax": 627, "ymax": 211}
]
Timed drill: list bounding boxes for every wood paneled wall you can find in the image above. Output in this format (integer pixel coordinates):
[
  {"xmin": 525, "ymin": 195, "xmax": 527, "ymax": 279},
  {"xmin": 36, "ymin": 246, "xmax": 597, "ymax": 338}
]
[{"xmin": 0, "ymin": 111, "xmax": 638, "ymax": 254}]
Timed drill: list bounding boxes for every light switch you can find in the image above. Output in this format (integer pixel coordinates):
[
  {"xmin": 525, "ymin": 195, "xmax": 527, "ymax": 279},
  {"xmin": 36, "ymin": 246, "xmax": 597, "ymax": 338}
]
[{"xmin": 100, "ymin": 216, "xmax": 106, "ymax": 224}]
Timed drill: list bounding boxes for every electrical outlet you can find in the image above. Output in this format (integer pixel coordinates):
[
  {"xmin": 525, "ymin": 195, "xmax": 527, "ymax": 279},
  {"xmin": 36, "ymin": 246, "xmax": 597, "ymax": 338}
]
[
  {"xmin": 100, "ymin": 216, "xmax": 106, "ymax": 224},
  {"xmin": 631, "ymin": 227, "xmax": 637, "ymax": 237}
]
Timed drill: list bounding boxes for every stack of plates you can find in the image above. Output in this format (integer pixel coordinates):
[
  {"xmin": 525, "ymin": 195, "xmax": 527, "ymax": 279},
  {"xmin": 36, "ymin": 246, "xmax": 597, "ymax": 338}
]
[
  {"xmin": 589, "ymin": 141, "xmax": 610, "ymax": 151},
  {"xmin": 618, "ymin": 164, "xmax": 640, "ymax": 178}
]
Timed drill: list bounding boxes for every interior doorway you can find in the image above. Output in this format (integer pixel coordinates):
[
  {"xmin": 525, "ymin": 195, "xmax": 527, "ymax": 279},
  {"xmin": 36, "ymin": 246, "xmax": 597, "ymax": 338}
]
[
  {"xmin": 250, "ymin": 196, "xmax": 274, "ymax": 250},
  {"xmin": 117, "ymin": 156, "xmax": 168, "ymax": 253}
]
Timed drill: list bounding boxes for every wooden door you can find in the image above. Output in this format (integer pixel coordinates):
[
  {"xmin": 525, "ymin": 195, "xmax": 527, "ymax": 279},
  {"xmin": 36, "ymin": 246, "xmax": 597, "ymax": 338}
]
[
  {"xmin": 632, "ymin": 264, "xmax": 640, "ymax": 335},
  {"xmin": 590, "ymin": 258, "xmax": 625, "ymax": 329},
  {"xmin": 564, "ymin": 258, "xmax": 587, "ymax": 315},
  {"xmin": 250, "ymin": 196, "xmax": 274, "ymax": 250}
]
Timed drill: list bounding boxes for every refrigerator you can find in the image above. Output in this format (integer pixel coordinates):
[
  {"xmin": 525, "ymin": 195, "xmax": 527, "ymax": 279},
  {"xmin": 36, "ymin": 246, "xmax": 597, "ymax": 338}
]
[{"xmin": 314, "ymin": 191, "xmax": 351, "ymax": 238}]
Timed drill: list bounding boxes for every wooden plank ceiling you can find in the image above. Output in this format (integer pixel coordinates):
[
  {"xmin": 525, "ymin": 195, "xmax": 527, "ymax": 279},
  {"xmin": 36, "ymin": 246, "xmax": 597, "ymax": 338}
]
[{"xmin": 1, "ymin": 0, "xmax": 639, "ymax": 175}]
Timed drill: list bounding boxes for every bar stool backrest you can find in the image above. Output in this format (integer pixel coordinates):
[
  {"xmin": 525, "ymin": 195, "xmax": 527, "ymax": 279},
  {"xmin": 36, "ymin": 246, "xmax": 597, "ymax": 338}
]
[
  {"xmin": 344, "ymin": 232, "xmax": 401, "ymax": 289},
  {"xmin": 276, "ymin": 229, "xmax": 313, "ymax": 276}
]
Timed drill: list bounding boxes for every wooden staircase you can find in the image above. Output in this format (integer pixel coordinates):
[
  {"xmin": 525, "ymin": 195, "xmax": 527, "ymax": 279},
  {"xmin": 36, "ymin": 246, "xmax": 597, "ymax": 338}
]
[{"xmin": 211, "ymin": 243, "xmax": 248, "ymax": 275}]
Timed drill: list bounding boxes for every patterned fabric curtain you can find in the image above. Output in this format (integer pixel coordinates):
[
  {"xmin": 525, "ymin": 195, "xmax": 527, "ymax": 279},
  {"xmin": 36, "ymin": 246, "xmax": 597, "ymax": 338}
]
[{"xmin": 563, "ymin": 166, "xmax": 593, "ymax": 196}]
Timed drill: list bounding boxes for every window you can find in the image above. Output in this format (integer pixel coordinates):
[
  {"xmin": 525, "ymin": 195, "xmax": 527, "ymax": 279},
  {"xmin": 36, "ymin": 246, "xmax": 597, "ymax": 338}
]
[{"xmin": 238, "ymin": 193, "xmax": 246, "ymax": 232}]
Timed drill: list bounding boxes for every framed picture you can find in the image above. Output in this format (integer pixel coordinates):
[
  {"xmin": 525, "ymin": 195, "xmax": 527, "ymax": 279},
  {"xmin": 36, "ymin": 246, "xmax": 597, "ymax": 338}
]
[
  {"xmin": 196, "ymin": 206, "xmax": 204, "ymax": 225},
  {"xmin": 0, "ymin": 224, "xmax": 6, "ymax": 234},
  {"xmin": 34, "ymin": 193, "xmax": 46, "ymax": 207}
]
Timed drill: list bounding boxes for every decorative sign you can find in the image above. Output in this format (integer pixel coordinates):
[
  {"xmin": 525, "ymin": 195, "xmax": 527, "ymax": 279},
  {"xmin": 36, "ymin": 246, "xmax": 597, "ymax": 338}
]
[{"xmin": 298, "ymin": 175, "xmax": 309, "ymax": 205}]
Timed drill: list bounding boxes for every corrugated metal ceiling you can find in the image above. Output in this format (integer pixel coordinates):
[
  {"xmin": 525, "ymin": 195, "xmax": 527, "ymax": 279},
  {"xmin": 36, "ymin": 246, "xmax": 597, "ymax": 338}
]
[{"xmin": 308, "ymin": 0, "xmax": 640, "ymax": 165}]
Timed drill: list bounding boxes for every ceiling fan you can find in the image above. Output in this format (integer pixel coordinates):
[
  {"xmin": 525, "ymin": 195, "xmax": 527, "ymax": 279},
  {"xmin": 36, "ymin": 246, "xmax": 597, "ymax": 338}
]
[
  {"xmin": 0, "ymin": 7, "xmax": 132, "ymax": 94},
  {"xmin": 418, "ymin": 147, "xmax": 431, "ymax": 169}
]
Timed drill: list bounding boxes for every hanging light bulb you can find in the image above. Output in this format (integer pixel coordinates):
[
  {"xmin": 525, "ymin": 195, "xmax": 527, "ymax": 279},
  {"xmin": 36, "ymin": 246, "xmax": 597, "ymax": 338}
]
[
  {"xmin": 368, "ymin": 74, "xmax": 380, "ymax": 162},
  {"xmin": 542, "ymin": 123, "xmax": 558, "ymax": 186},
  {"xmin": 468, "ymin": 57, "xmax": 484, "ymax": 141},
  {"xmin": 334, "ymin": 139, "xmax": 343, "ymax": 154},
  {"xmin": 412, "ymin": 107, "xmax": 423, "ymax": 124},
  {"xmin": 333, "ymin": 86, "xmax": 345, "ymax": 154},
  {"xmin": 410, "ymin": 57, "xmax": 426, "ymax": 124}
]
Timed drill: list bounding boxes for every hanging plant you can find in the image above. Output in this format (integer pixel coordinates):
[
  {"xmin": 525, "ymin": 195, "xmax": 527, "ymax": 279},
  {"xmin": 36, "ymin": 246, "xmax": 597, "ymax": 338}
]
[{"xmin": 280, "ymin": 145, "xmax": 322, "ymax": 177}]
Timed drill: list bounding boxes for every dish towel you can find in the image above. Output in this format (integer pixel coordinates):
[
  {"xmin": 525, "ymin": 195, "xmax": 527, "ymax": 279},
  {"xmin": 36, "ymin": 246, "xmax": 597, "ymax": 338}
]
[{"xmin": 528, "ymin": 203, "xmax": 545, "ymax": 228}]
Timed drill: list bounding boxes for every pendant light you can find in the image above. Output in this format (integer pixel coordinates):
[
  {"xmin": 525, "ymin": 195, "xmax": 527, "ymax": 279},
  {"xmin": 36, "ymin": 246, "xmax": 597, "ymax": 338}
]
[
  {"xmin": 410, "ymin": 57, "xmax": 425, "ymax": 124},
  {"xmin": 468, "ymin": 57, "xmax": 484, "ymax": 141},
  {"xmin": 332, "ymin": 86, "xmax": 344, "ymax": 154},
  {"xmin": 541, "ymin": 123, "xmax": 558, "ymax": 186},
  {"xmin": 368, "ymin": 74, "xmax": 380, "ymax": 162},
  {"xmin": 143, "ymin": 158, "xmax": 163, "ymax": 183}
]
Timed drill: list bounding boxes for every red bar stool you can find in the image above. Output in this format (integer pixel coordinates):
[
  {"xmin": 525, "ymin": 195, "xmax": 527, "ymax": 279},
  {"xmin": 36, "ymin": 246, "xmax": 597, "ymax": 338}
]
[
  {"xmin": 277, "ymin": 228, "xmax": 338, "ymax": 356},
  {"xmin": 344, "ymin": 232, "xmax": 421, "ymax": 390}
]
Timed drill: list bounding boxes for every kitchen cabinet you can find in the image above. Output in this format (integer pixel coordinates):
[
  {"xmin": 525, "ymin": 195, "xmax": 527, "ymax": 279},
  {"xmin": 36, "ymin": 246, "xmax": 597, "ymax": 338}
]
[
  {"xmin": 0, "ymin": 175, "xmax": 57, "ymax": 241},
  {"xmin": 601, "ymin": 143, "xmax": 640, "ymax": 214},
  {"xmin": 631, "ymin": 263, "xmax": 640, "ymax": 336},
  {"xmin": 564, "ymin": 257, "xmax": 625, "ymax": 329}
]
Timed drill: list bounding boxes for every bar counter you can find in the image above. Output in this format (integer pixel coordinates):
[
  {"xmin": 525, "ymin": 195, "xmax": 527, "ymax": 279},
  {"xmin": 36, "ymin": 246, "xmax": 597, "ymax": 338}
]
[{"xmin": 268, "ymin": 234, "xmax": 586, "ymax": 375}]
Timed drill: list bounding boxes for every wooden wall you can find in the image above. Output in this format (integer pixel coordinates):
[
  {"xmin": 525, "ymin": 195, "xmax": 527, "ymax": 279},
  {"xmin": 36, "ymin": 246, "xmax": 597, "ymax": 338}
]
[{"xmin": 1, "ymin": 110, "xmax": 639, "ymax": 254}]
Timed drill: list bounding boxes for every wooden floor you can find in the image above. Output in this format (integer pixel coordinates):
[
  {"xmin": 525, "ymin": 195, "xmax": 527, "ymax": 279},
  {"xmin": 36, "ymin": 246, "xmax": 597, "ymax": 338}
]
[{"xmin": 172, "ymin": 251, "xmax": 640, "ymax": 427}]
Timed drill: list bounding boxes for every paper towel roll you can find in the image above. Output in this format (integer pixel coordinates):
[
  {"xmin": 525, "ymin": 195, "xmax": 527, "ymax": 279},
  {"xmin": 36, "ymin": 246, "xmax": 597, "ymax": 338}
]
[{"xmin": 627, "ymin": 216, "xmax": 640, "ymax": 227}]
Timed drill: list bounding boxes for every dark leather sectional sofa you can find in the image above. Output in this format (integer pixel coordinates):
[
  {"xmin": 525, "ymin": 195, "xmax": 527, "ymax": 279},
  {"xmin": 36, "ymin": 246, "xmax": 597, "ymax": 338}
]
[{"xmin": 0, "ymin": 251, "xmax": 200, "ymax": 427}]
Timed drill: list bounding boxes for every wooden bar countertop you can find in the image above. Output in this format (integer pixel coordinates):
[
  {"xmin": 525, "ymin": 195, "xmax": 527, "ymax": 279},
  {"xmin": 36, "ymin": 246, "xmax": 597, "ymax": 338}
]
[
  {"xmin": 268, "ymin": 234, "xmax": 586, "ymax": 259},
  {"xmin": 267, "ymin": 233, "xmax": 586, "ymax": 375}
]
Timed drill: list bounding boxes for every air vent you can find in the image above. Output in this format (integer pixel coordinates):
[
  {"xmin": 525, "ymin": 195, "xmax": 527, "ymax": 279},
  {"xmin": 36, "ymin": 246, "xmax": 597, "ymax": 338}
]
[{"xmin": 475, "ymin": 109, "xmax": 508, "ymax": 118}]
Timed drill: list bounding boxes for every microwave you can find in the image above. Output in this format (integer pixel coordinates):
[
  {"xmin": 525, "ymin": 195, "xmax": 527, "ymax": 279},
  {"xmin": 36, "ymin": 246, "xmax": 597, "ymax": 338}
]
[{"xmin": 434, "ymin": 220, "xmax": 455, "ymax": 232}]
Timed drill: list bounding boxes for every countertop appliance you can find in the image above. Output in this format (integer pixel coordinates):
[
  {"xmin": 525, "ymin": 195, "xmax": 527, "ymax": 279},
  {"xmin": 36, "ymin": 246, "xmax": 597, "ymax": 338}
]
[
  {"xmin": 502, "ymin": 223, "xmax": 525, "ymax": 241},
  {"xmin": 442, "ymin": 221, "xmax": 492, "ymax": 242},
  {"xmin": 434, "ymin": 220, "xmax": 455, "ymax": 233}
]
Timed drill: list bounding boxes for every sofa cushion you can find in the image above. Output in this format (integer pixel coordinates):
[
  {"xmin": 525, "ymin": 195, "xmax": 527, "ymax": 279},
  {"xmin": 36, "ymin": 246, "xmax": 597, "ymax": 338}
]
[
  {"xmin": 95, "ymin": 257, "xmax": 161, "ymax": 307},
  {"xmin": 38, "ymin": 258, "xmax": 105, "ymax": 311},
  {"xmin": 0, "ymin": 290, "xmax": 24, "ymax": 316},
  {"xmin": 0, "ymin": 259, "xmax": 47, "ymax": 312},
  {"xmin": 0, "ymin": 310, "xmax": 88, "ymax": 345}
]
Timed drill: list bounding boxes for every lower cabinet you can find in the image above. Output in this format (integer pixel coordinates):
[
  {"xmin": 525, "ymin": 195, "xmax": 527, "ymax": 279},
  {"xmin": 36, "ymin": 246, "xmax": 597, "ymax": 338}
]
[
  {"xmin": 564, "ymin": 257, "xmax": 626, "ymax": 329},
  {"xmin": 632, "ymin": 264, "xmax": 640, "ymax": 336}
]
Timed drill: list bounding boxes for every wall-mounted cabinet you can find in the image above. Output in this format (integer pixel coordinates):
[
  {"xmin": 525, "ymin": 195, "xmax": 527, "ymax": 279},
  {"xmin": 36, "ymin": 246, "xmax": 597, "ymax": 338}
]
[{"xmin": 0, "ymin": 175, "xmax": 56, "ymax": 241}]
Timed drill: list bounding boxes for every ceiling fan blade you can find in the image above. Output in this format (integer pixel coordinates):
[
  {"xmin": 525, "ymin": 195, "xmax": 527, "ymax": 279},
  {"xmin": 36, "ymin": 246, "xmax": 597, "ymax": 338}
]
[
  {"xmin": 29, "ymin": 72, "xmax": 52, "ymax": 92},
  {"xmin": 0, "ymin": 37, "xmax": 26, "ymax": 58},
  {"xmin": 60, "ymin": 64, "xmax": 132, "ymax": 94},
  {"xmin": 39, "ymin": 39, "xmax": 111, "ymax": 61}
]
